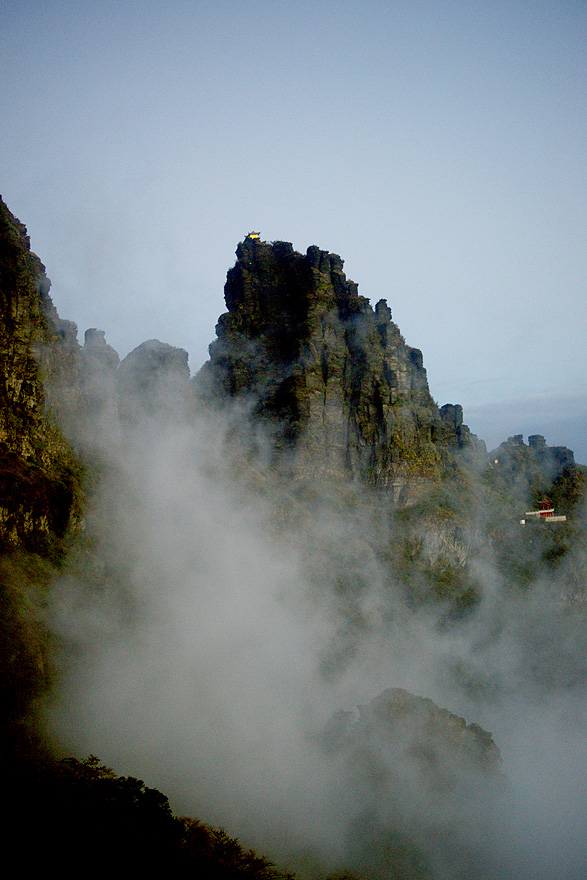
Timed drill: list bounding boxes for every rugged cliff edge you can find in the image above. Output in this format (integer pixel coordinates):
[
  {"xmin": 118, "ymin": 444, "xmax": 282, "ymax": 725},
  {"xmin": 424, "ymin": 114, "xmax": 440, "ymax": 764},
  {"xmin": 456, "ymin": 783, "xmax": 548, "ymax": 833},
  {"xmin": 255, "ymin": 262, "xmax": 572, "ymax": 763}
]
[
  {"xmin": 1, "ymin": 205, "xmax": 585, "ymax": 877},
  {"xmin": 199, "ymin": 235, "xmax": 483, "ymax": 497},
  {"xmin": 0, "ymin": 197, "xmax": 85, "ymax": 795},
  {"xmin": 0, "ymin": 197, "xmax": 81, "ymax": 558}
]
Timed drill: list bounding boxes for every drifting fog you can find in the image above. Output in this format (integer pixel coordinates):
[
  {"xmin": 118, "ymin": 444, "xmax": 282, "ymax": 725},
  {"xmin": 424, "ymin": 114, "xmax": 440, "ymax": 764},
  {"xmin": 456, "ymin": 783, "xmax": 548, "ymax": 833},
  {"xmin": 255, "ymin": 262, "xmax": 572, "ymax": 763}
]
[{"xmin": 44, "ymin": 375, "xmax": 587, "ymax": 879}]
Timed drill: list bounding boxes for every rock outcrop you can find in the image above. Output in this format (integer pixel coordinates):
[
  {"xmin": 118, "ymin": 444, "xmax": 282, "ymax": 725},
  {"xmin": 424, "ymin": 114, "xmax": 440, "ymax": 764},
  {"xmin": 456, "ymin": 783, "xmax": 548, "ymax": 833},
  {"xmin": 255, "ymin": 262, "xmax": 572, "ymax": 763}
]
[
  {"xmin": 488, "ymin": 433, "xmax": 583, "ymax": 513},
  {"xmin": 0, "ymin": 195, "xmax": 85, "ymax": 764},
  {"xmin": 118, "ymin": 339, "xmax": 191, "ymax": 423},
  {"xmin": 319, "ymin": 688, "xmax": 504, "ymax": 877},
  {"xmin": 199, "ymin": 235, "xmax": 481, "ymax": 497},
  {"xmin": 0, "ymin": 196, "xmax": 81, "ymax": 556},
  {"xmin": 50, "ymin": 329, "xmax": 192, "ymax": 440}
]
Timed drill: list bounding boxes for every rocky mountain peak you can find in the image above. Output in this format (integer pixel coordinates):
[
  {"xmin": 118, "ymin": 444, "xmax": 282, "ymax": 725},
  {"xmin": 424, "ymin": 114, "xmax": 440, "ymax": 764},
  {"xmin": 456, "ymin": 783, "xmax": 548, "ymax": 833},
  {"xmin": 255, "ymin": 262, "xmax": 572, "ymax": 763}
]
[
  {"xmin": 118, "ymin": 339, "xmax": 191, "ymax": 422},
  {"xmin": 200, "ymin": 237, "xmax": 481, "ymax": 496}
]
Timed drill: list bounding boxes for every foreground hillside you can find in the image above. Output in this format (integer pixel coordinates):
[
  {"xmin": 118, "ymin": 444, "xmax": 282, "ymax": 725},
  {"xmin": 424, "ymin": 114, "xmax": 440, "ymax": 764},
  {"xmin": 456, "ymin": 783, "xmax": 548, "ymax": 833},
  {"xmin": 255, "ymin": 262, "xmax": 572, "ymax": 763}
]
[
  {"xmin": 0, "ymin": 197, "xmax": 292, "ymax": 877},
  {"xmin": 1, "ymin": 200, "xmax": 586, "ymax": 878}
]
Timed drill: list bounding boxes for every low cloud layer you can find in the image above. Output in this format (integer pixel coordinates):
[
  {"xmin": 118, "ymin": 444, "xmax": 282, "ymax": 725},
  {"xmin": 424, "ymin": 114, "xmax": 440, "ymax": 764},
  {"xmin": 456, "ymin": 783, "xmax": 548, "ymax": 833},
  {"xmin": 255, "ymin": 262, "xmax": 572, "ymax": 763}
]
[{"xmin": 44, "ymin": 398, "xmax": 587, "ymax": 878}]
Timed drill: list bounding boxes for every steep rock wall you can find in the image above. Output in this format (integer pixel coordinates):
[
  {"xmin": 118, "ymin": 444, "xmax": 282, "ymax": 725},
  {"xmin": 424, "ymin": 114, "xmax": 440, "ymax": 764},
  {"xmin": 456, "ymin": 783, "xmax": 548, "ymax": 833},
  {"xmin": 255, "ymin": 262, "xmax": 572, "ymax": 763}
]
[
  {"xmin": 200, "ymin": 235, "xmax": 478, "ymax": 495},
  {"xmin": 0, "ymin": 196, "xmax": 85, "ymax": 762},
  {"xmin": 0, "ymin": 196, "xmax": 81, "ymax": 556}
]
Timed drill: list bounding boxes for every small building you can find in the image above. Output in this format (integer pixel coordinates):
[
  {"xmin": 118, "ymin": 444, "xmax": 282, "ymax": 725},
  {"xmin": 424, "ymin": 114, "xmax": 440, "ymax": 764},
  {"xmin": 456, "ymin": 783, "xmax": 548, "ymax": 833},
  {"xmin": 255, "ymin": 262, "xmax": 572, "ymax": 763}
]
[
  {"xmin": 520, "ymin": 498, "xmax": 567, "ymax": 525},
  {"xmin": 538, "ymin": 498, "xmax": 554, "ymax": 518},
  {"xmin": 246, "ymin": 231, "xmax": 260, "ymax": 240}
]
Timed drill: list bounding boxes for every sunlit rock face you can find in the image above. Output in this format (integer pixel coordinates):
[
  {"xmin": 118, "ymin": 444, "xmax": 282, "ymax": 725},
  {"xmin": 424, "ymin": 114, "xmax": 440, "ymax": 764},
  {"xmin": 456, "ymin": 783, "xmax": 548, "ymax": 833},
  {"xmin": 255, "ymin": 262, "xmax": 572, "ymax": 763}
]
[{"xmin": 200, "ymin": 236, "xmax": 481, "ymax": 498}]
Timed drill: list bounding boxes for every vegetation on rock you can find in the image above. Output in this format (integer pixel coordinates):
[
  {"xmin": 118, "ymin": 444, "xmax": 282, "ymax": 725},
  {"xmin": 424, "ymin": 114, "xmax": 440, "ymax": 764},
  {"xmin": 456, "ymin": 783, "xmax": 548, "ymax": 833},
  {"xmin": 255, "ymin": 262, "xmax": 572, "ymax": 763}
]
[
  {"xmin": 0, "ymin": 217, "xmax": 585, "ymax": 878},
  {"xmin": 199, "ymin": 237, "xmax": 485, "ymax": 494}
]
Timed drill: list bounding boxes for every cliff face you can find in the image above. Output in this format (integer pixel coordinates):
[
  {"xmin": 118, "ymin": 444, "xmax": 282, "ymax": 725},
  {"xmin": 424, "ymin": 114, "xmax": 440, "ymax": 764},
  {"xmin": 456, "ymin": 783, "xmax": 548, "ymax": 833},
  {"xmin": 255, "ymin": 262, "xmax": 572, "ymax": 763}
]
[
  {"xmin": 0, "ymin": 196, "xmax": 81, "ymax": 557},
  {"xmin": 200, "ymin": 235, "xmax": 480, "ymax": 496},
  {"xmin": 0, "ymin": 196, "xmax": 85, "ymax": 763}
]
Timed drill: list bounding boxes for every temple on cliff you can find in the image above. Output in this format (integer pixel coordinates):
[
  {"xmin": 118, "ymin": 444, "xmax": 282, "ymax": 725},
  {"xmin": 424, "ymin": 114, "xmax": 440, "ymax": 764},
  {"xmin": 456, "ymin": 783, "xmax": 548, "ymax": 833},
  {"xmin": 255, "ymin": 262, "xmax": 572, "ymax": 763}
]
[{"xmin": 520, "ymin": 498, "xmax": 567, "ymax": 524}]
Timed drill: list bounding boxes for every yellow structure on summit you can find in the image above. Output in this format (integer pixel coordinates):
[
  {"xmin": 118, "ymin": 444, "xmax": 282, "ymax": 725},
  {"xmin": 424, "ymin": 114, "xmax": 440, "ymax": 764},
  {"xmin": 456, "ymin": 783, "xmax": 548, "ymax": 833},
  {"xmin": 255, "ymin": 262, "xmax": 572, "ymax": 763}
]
[{"xmin": 247, "ymin": 231, "xmax": 260, "ymax": 240}]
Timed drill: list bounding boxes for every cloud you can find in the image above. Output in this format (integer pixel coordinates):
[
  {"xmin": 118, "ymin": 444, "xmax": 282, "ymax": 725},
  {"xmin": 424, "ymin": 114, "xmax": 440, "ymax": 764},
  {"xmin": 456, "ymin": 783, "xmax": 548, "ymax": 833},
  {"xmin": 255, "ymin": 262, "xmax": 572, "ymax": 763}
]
[{"xmin": 43, "ymin": 386, "xmax": 587, "ymax": 878}]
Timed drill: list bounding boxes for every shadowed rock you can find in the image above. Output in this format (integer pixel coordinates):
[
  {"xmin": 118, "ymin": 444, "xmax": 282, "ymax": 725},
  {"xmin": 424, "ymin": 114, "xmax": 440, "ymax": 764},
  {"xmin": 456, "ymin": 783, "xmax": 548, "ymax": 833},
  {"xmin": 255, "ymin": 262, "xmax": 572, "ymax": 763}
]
[
  {"xmin": 319, "ymin": 687, "xmax": 505, "ymax": 878},
  {"xmin": 118, "ymin": 339, "xmax": 191, "ymax": 422},
  {"xmin": 199, "ymin": 236, "xmax": 482, "ymax": 498}
]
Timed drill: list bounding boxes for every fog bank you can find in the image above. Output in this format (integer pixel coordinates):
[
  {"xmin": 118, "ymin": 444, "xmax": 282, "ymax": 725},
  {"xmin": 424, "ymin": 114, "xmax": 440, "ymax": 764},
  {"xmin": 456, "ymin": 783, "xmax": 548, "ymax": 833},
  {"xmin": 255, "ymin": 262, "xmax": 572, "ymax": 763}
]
[{"xmin": 45, "ymin": 402, "xmax": 587, "ymax": 878}]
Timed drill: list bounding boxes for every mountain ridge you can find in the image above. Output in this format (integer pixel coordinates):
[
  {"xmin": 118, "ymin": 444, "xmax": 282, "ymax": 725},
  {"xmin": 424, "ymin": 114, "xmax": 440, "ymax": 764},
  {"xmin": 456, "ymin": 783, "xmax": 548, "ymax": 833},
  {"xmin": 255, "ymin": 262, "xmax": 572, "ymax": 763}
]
[
  {"xmin": 1, "ymin": 199, "xmax": 586, "ymax": 878},
  {"xmin": 198, "ymin": 234, "xmax": 485, "ymax": 499}
]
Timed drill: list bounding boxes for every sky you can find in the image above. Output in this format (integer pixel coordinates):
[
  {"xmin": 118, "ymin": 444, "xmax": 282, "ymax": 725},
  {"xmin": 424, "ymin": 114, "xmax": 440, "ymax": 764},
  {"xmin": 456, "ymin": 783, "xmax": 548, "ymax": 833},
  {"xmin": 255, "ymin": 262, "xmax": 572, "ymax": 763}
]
[{"xmin": 2, "ymin": 0, "xmax": 586, "ymax": 460}]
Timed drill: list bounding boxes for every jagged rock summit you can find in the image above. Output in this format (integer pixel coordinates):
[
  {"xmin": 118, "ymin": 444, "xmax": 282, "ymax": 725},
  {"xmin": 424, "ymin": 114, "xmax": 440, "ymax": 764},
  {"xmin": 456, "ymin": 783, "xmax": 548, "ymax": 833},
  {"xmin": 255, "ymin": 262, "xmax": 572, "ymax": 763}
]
[
  {"xmin": 487, "ymin": 432, "xmax": 582, "ymax": 516},
  {"xmin": 318, "ymin": 687, "xmax": 504, "ymax": 877},
  {"xmin": 200, "ymin": 234, "xmax": 482, "ymax": 496},
  {"xmin": 118, "ymin": 339, "xmax": 191, "ymax": 422}
]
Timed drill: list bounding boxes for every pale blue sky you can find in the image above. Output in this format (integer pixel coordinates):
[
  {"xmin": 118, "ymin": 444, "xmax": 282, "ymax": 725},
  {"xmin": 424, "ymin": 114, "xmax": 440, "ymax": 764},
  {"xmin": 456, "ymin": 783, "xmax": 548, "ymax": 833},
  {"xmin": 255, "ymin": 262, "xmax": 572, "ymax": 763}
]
[{"xmin": 2, "ymin": 1, "xmax": 586, "ymax": 458}]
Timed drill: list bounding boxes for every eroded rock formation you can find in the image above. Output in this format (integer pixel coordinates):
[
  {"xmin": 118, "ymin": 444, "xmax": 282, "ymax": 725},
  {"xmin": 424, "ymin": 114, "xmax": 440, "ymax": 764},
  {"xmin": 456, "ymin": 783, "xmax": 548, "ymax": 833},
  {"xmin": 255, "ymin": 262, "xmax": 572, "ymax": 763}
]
[
  {"xmin": 118, "ymin": 338, "xmax": 191, "ymax": 423},
  {"xmin": 488, "ymin": 433, "xmax": 581, "ymax": 512},
  {"xmin": 200, "ymin": 235, "xmax": 482, "ymax": 497},
  {"xmin": 0, "ymin": 196, "xmax": 81, "ymax": 556}
]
